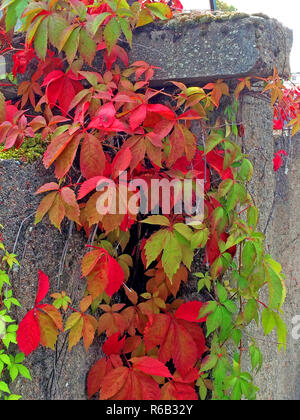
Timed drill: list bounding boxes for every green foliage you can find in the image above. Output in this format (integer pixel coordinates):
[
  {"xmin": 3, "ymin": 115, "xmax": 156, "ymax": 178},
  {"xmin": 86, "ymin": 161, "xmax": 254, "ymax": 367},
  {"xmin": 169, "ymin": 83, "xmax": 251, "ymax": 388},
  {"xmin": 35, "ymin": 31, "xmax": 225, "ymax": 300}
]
[
  {"xmin": 216, "ymin": 0, "xmax": 237, "ymax": 12},
  {"xmin": 0, "ymin": 233, "xmax": 30, "ymax": 400}
]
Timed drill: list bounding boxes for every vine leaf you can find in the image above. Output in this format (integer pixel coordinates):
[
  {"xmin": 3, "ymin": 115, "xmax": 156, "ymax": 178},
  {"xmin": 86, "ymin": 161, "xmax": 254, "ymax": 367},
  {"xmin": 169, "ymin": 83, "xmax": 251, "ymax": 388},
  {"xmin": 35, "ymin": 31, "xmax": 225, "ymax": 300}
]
[
  {"xmin": 17, "ymin": 271, "xmax": 63, "ymax": 355},
  {"xmin": 99, "ymin": 364, "xmax": 162, "ymax": 400},
  {"xmin": 81, "ymin": 248, "xmax": 125, "ymax": 299},
  {"xmin": 144, "ymin": 312, "xmax": 206, "ymax": 376},
  {"xmin": 174, "ymin": 301, "xmax": 207, "ymax": 323}
]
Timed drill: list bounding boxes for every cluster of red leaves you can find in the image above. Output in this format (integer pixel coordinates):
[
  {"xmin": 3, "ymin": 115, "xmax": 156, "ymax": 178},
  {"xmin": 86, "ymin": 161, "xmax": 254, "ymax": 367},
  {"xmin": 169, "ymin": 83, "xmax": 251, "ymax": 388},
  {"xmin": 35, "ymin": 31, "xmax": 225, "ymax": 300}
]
[
  {"xmin": 87, "ymin": 299, "xmax": 206, "ymax": 400},
  {"xmin": 9, "ymin": 27, "xmax": 233, "ymax": 400},
  {"xmin": 17, "ymin": 271, "xmax": 63, "ymax": 356},
  {"xmin": 273, "ymin": 87, "xmax": 300, "ymax": 131},
  {"xmin": 273, "ymin": 150, "xmax": 287, "ymax": 172}
]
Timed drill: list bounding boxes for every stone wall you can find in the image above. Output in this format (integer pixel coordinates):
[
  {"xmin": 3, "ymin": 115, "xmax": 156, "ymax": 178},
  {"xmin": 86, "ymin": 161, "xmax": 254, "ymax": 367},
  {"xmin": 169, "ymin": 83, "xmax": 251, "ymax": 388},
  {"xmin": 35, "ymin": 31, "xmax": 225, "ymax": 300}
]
[{"xmin": 0, "ymin": 12, "xmax": 297, "ymax": 400}]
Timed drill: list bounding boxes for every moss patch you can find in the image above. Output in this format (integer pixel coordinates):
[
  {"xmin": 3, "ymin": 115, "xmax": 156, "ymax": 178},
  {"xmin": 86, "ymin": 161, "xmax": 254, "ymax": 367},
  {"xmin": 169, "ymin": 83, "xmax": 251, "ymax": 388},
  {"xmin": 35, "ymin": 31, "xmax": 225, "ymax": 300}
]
[{"xmin": 0, "ymin": 135, "xmax": 48, "ymax": 163}]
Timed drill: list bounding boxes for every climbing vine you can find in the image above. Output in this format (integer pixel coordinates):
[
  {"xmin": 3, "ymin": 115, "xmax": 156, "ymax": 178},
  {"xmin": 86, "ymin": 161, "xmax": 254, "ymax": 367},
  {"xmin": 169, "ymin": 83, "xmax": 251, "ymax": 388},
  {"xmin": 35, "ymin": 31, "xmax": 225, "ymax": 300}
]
[
  {"xmin": 0, "ymin": 0, "xmax": 299, "ymax": 401},
  {"xmin": 0, "ymin": 231, "xmax": 31, "ymax": 400}
]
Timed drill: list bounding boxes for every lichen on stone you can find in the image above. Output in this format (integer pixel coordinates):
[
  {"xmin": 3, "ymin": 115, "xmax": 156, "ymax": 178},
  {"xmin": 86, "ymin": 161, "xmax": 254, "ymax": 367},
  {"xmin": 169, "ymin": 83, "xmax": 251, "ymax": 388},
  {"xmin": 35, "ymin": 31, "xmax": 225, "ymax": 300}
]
[{"xmin": 0, "ymin": 135, "xmax": 48, "ymax": 163}]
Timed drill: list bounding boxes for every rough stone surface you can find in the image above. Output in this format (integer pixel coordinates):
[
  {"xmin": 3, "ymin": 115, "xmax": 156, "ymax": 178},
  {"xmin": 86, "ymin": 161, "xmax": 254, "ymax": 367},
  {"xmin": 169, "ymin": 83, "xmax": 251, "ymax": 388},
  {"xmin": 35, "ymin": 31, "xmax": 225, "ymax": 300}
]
[
  {"xmin": 1, "ymin": 12, "xmax": 293, "ymax": 100},
  {"xmin": 241, "ymin": 133, "xmax": 300, "ymax": 400},
  {"xmin": 237, "ymin": 83, "xmax": 300, "ymax": 399},
  {"xmin": 129, "ymin": 13, "xmax": 292, "ymax": 84},
  {"xmin": 0, "ymin": 159, "xmax": 104, "ymax": 400}
]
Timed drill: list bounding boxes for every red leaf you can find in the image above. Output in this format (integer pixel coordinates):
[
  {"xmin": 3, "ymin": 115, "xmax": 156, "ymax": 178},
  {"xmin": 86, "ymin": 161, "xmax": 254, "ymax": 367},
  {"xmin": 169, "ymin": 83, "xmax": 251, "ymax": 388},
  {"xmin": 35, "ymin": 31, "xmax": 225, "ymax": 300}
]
[
  {"xmin": 131, "ymin": 356, "xmax": 173, "ymax": 378},
  {"xmin": 87, "ymin": 357, "xmax": 110, "ymax": 399},
  {"xmin": 111, "ymin": 147, "xmax": 132, "ymax": 179},
  {"xmin": 77, "ymin": 176, "xmax": 110, "ymax": 200},
  {"xmin": 99, "ymin": 366, "xmax": 129, "ymax": 400},
  {"xmin": 102, "ymin": 333, "xmax": 125, "ymax": 356},
  {"xmin": 146, "ymin": 104, "xmax": 176, "ymax": 121},
  {"xmin": 95, "ymin": 102, "xmax": 116, "ymax": 128},
  {"xmin": 106, "ymin": 254, "xmax": 125, "ymax": 297},
  {"xmin": 162, "ymin": 381, "xmax": 198, "ymax": 400},
  {"xmin": 129, "ymin": 104, "xmax": 147, "ymax": 131},
  {"xmin": 104, "ymin": 45, "xmax": 128, "ymax": 70},
  {"xmin": 17, "ymin": 309, "xmax": 40, "ymax": 356},
  {"xmin": 175, "ymin": 301, "xmax": 206, "ymax": 323},
  {"xmin": 35, "ymin": 270, "xmax": 49, "ymax": 306},
  {"xmin": 273, "ymin": 150, "xmax": 287, "ymax": 172},
  {"xmin": 35, "ymin": 183, "xmax": 59, "ymax": 195},
  {"xmin": 43, "ymin": 70, "xmax": 83, "ymax": 116},
  {"xmin": 206, "ymin": 150, "xmax": 233, "ymax": 180},
  {"xmin": 144, "ymin": 313, "xmax": 205, "ymax": 377},
  {"xmin": 177, "ymin": 109, "xmax": 202, "ymax": 120},
  {"xmin": 80, "ymin": 134, "xmax": 106, "ymax": 179}
]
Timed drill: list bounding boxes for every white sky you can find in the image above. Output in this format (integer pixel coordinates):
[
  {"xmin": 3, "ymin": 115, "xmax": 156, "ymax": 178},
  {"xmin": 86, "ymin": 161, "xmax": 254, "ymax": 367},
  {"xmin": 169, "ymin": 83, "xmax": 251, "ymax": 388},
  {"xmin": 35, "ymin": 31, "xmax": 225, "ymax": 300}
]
[{"xmin": 181, "ymin": 0, "xmax": 300, "ymax": 73}]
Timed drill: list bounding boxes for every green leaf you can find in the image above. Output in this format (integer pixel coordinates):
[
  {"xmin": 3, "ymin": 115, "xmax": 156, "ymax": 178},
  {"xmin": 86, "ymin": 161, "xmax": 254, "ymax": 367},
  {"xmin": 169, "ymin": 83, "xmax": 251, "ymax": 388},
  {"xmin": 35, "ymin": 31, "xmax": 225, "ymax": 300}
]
[
  {"xmin": 0, "ymin": 381, "xmax": 10, "ymax": 394},
  {"xmin": 173, "ymin": 223, "xmax": 193, "ymax": 240},
  {"xmin": 218, "ymin": 178, "xmax": 234, "ymax": 198},
  {"xmin": 265, "ymin": 256, "xmax": 286, "ymax": 310},
  {"xmin": 78, "ymin": 29, "xmax": 97, "ymax": 65},
  {"xmin": 141, "ymin": 215, "xmax": 170, "ymax": 226},
  {"xmin": 211, "ymin": 207, "xmax": 226, "ymax": 235},
  {"xmin": 86, "ymin": 12, "xmax": 111, "ymax": 37},
  {"xmin": 198, "ymin": 301, "xmax": 217, "ymax": 320},
  {"xmin": 244, "ymin": 299, "xmax": 258, "ymax": 325},
  {"xmin": 14, "ymin": 353, "xmax": 25, "ymax": 364},
  {"xmin": 206, "ymin": 306, "xmax": 223, "ymax": 336},
  {"xmin": 231, "ymin": 380, "xmax": 242, "ymax": 400},
  {"xmin": 200, "ymin": 354, "xmax": 218, "ymax": 372},
  {"xmin": 226, "ymin": 182, "xmax": 247, "ymax": 213},
  {"xmin": 119, "ymin": 17, "xmax": 132, "ymax": 47},
  {"xmin": 247, "ymin": 206, "xmax": 259, "ymax": 229},
  {"xmin": 223, "ymin": 300, "xmax": 237, "ymax": 314},
  {"xmin": 17, "ymin": 364, "xmax": 31, "ymax": 380},
  {"xmin": 103, "ymin": 17, "xmax": 121, "ymax": 54},
  {"xmin": 161, "ymin": 231, "xmax": 182, "ymax": 280},
  {"xmin": 273, "ymin": 312, "xmax": 287, "ymax": 352},
  {"xmin": 5, "ymin": 0, "xmax": 28, "ymax": 31},
  {"xmin": 64, "ymin": 26, "xmax": 81, "ymax": 65},
  {"xmin": 144, "ymin": 229, "xmax": 169, "ymax": 267},
  {"xmin": 146, "ymin": 3, "xmax": 171, "ymax": 20},
  {"xmin": 0, "ymin": 271, "xmax": 11, "ymax": 287},
  {"xmin": 0, "ymin": 354, "xmax": 11, "ymax": 366},
  {"xmin": 241, "ymin": 241, "xmax": 257, "ymax": 277},
  {"xmin": 26, "ymin": 14, "xmax": 45, "ymax": 46},
  {"xmin": 9, "ymin": 364, "xmax": 19, "ymax": 381},
  {"xmin": 210, "ymin": 253, "xmax": 231, "ymax": 280},
  {"xmin": 70, "ymin": 0, "xmax": 87, "ymax": 20},
  {"xmin": 48, "ymin": 14, "xmax": 69, "ymax": 48},
  {"xmin": 205, "ymin": 132, "xmax": 224, "ymax": 154},
  {"xmin": 232, "ymin": 329, "xmax": 242, "ymax": 347},
  {"xmin": 198, "ymin": 376, "xmax": 208, "ymax": 400},
  {"xmin": 216, "ymin": 282, "xmax": 227, "ymax": 303},
  {"xmin": 34, "ymin": 15, "xmax": 48, "ymax": 60},
  {"xmin": 249, "ymin": 343, "xmax": 263, "ymax": 373},
  {"xmin": 6, "ymin": 394, "xmax": 22, "ymax": 400},
  {"xmin": 261, "ymin": 308, "xmax": 276, "ymax": 336},
  {"xmin": 239, "ymin": 159, "xmax": 253, "ymax": 181},
  {"xmin": 190, "ymin": 229, "xmax": 209, "ymax": 249}
]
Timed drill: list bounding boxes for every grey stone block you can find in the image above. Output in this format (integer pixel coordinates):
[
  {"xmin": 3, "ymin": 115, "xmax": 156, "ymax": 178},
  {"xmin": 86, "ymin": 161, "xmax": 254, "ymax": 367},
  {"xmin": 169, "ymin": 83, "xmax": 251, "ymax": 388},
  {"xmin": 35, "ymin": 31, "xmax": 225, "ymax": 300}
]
[{"xmin": 128, "ymin": 13, "xmax": 292, "ymax": 84}]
